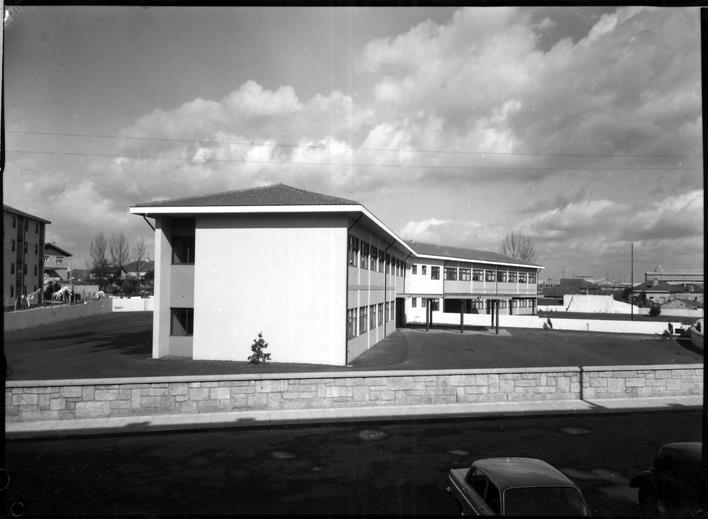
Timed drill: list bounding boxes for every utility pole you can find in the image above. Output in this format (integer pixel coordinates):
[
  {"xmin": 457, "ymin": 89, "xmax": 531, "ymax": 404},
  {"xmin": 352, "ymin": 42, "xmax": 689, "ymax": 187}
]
[{"xmin": 630, "ymin": 243, "xmax": 634, "ymax": 321}]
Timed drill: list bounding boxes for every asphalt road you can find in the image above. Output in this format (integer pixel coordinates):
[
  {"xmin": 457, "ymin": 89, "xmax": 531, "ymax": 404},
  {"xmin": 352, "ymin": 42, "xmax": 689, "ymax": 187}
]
[
  {"xmin": 4, "ymin": 409, "xmax": 701, "ymax": 516},
  {"xmin": 4, "ymin": 312, "xmax": 702, "ymax": 380}
]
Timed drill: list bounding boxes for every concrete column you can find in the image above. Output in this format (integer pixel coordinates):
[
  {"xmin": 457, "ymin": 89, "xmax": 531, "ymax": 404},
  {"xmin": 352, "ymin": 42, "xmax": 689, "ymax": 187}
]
[
  {"xmin": 153, "ymin": 217, "xmax": 172, "ymax": 358},
  {"xmin": 460, "ymin": 300, "xmax": 464, "ymax": 333}
]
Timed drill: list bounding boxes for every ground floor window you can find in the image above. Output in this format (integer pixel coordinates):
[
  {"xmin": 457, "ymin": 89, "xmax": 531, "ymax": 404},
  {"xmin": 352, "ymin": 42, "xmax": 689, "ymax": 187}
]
[
  {"xmin": 347, "ymin": 309, "xmax": 357, "ymax": 339},
  {"xmin": 369, "ymin": 304, "xmax": 376, "ymax": 330},
  {"xmin": 378, "ymin": 303, "xmax": 383, "ymax": 326},
  {"xmin": 412, "ymin": 297, "xmax": 417, "ymax": 308},
  {"xmin": 170, "ymin": 308, "xmax": 194, "ymax": 336},
  {"xmin": 499, "ymin": 300, "xmax": 507, "ymax": 308},
  {"xmin": 389, "ymin": 300, "xmax": 395, "ymax": 320},
  {"xmin": 359, "ymin": 306, "xmax": 368, "ymax": 334},
  {"xmin": 10, "ymin": 286, "xmax": 14, "ymax": 298}
]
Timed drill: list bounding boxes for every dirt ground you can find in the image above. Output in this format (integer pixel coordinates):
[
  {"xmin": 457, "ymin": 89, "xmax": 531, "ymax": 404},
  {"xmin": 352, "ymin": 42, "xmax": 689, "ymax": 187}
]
[{"xmin": 3, "ymin": 312, "xmax": 703, "ymax": 381}]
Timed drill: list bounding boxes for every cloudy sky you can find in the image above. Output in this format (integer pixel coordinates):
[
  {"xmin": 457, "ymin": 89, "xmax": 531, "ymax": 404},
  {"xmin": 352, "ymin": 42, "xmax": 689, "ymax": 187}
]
[{"xmin": 3, "ymin": 6, "xmax": 703, "ymax": 282}]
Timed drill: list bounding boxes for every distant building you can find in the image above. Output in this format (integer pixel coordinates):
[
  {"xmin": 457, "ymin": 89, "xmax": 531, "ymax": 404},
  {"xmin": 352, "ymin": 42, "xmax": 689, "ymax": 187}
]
[
  {"xmin": 645, "ymin": 268, "xmax": 703, "ymax": 284},
  {"xmin": 117, "ymin": 260, "xmax": 155, "ymax": 281},
  {"xmin": 44, "ymin": 242, "xmax": 73, "ymax": 283},
  {"xmin": 3, "ymin": 205, "xmax": 50, "ymax": 309}
]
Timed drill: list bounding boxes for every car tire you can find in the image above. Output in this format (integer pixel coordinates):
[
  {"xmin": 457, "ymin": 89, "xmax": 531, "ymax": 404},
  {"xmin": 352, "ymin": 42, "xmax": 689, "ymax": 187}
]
[{"xmin": 638, "ymin": 488, "xmax": 660, "ymax": 519}]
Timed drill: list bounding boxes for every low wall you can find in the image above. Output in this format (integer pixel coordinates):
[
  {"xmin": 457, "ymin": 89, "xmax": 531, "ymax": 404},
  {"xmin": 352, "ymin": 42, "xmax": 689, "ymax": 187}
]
[
  {"xmin": 112, "ymin": 297, "xmax": 154, "ymax": 312},
  {"xmin": 415, "ymin": 311, "xmax": 684, "ymax": 335},
  {"xmin": 6, "ymin": 365, "xmax": 702, "ymax": 423},
  {"xmin": 660, "ymin": 309, "xmax": 703, "ymax": 319},
  {"xmin": 3, "ymin": 300, "xmax": 113, "ymax": 332}
]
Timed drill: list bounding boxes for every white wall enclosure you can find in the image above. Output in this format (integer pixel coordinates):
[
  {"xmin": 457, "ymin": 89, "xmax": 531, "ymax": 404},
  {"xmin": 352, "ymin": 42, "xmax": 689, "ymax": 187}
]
[{"xmin": 131, "ymin": 184, "xmax": 543, "ymax": 366}]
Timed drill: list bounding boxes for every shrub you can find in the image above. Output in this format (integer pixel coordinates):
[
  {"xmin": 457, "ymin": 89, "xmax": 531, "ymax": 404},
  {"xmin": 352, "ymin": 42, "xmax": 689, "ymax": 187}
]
[
  {"xmin": 248, "ymin": 332, "xmax": 271, "ymax": 364},
  {"xmin": 648, "ymin": 305, "xmax": 661, "ymax": 317}
]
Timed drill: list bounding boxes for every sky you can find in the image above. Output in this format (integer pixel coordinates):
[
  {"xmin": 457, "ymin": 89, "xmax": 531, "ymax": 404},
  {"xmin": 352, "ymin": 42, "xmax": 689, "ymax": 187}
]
[{"xmin": 3, "ymin": 6, "xmax": 703, "ymax": 283}]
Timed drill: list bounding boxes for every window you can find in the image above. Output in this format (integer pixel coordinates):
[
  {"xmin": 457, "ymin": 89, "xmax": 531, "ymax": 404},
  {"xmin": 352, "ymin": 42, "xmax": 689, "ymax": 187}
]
[
  {"xmin": 11, "ymin": 263, "xmax": 15, "ymax": 274},
  {"xmin": 499, "ymin": 300, "xmax": 507, "ymax": 309},
  {"xmin": 378, "ymin": 303, "xmax": 383, "ymax": 326},
  {"xmin": 385, "ymin": 254, "xmax": 391, "ymax": 274},
  {"xmin": 12, "ymin": 216, "xmax": 16, "ymax": 228},
  {"xmin": 473, "ymin": 269, "xmax": 483, "ymax": 281},
  {"xmin": 459, "ymin": 268, "xmax": 471, "ymax": 281},
  {"xmin": 172, "ymin": 236, "xmax": 195, "ymax": 264},
  {"xmin": 412, "ymin": 297, "xmax": 417, "ymax": 308},
  {"xmin": 347, "ymin": 309, "xmax": 357, "ymax": 339},
  {"xmin": 348, "ymin": 235, "xmax": 359, "ymax": 266},
  {"xmin": 422, "ymin": 265, "xmax": 427, "ymax": 275},
  {"xmin": 56, "ymin": 257, "xmax": 63, "ymax": 264},
  {"xmin": 431, "ymin": 267, "xmax": 440, "ymax": 280},
  {"xmin": 11, "ymin": 239, "xmax": 15, "ymax": 252},
  {"xmin": 10, "ymin": 286, "xmax": 14, "ymax": 298},
  {"xmin": 24, "ymin": 220, "xmax": 28, "ymax": 231},
  {"xmin": 34, "ymin": 265, "xmax": 38, "ymax": 275},
  {"xmin": 23, "ymin": 265, "xmax": 27, "ymax": 275},
  {"xmin": 371, "ymin": 246, "xmax": 378, "ymax": 270},
  {"xmin": 485, "ymin": 270, "xmax": 496, "ymax": 282},
  {"xmin": 378, "ymin": 250, "xmax": 384, "ymax": 272},
  {"xmin": 34, "ymin": 243, "xmax": 38, "ymax": 254},
  {"xmin": 509, "ymin": 271, "xmax": 517, "ymax": 283},
  {"xmin": 528, "ymin": 273, "xmax": 537, "ymax": 284},
  {"xmin": 359, "ymin": 306, "xmax": 368, "ymax": 334},
  {"xmin": 24, "ymin": 242, "xmax": 28, "ymax": 253},
  {"xmin": 429, "ymin": 298, "xmax": 439, "ymax": 311},
  {"xmin": 35, "ymin": 223, "xmax": 39, "ymax": 234},
  {"xmin": 498, "ymin": 270, "xmax": 508, "ymax": 282},
  {"xmin": 412, "ymin": 264, "xmax": 417, "ymax": 275},
  {"xmin": 444, "ymin": 267, "xmax": 457, "ymax": 281},
  {"xmin": 170, "ymin": 308, "xmax": 193, "ymax": 336},
  {"xmin": 519, "ymin": 272, "xmax": 527, "ymax": 284},
  {"xmin": 389, "ymin": 300, "xmax": 395, "ymax": 320},
  {"xmin": 385, "ymin": 302, "xmax": 390, "ymax": 321},
  {"xmin": 370, "ymin": 304, "xmax": 376, "ymax": 330},
  {"xmin": 360, "ymin": 241, "xmax": 369, "ymax": 269},
  {"xmin": 394, "ymin": 258, "xmax": 399, "ymax": 276}
]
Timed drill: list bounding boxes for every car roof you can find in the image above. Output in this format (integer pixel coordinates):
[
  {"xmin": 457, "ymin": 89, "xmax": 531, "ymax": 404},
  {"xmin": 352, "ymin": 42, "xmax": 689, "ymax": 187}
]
[
  {"xmin": 473, "ymin": 458, "xmax": 576, "ymax": 490},
  {"xmin": 658, "ymin": 442, "xmax": 702, "ymax": 459}
]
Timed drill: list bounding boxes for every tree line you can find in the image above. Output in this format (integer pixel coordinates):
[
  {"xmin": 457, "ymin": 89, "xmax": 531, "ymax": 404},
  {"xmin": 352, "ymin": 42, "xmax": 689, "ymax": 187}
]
[{"xmin": 88, "ymin": 232, "xmax": 151, "ymax": 295}]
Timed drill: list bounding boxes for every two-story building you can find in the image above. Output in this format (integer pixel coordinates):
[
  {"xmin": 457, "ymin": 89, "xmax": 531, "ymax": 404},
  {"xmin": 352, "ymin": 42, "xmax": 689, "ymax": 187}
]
[
  {"xmin": 130, "ymin": 184, "xmax": 542, "ymax": 365},
  {"xmin": 43, "ymin": 242, "xmax": 74, "ymax": 284},
  {"xmin": 3, "ymin": 205, "xmax": 50, "ymax": 309}
]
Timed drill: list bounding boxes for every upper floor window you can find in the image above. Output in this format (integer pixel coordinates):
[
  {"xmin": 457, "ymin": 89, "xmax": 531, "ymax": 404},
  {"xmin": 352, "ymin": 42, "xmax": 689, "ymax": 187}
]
[
  {"xmin": 11, "ymin": 239, "xmax": 15, "ymax": 252},
  {"xmin": 360, "ymin": 241, "xmax": 369, "ymax": 269},
  {"xmin": 35, "ymin": 223, "xmax": 39, "ymax": 234},
  {"xmin": 412, "ymin": 297, "xmax": 417, "ymax": 308},
  {"xmin": 498, "ymin": 271, "xmax": 508, "ymax": 283},
  {"xmin": 422, "ymin": 265, "xmax": 427, "ymax": 275},
  {"xmin": 371, "ymin": 246, "xmax": 378, "ymax": 270},
  {"xmin": 412, "ymin": 264, "xmax": 417, "ymax": 275},
  {"xmin": 34, "ymin": 243, "xmax": 38, "ymax": 254},
  {"xmin": 24, "ymin": 242, "xmax": 28, "ymax": 253},
  {"xmin": 519, "ymin": 272, "xmax": 527, "ymax": 284},
  {"xmin": 509, "ymin": 271, "xmax": 517, "ymax": 283},
  {"xmin": 459, "ymin": 268, "xmax": 471, "ymax": 281},
  {"xmin": 12, "ymin": 216, "xmax": 16, "ymax": 228},
  {"xmin": 348, "ymin": 235, "xmax": 359, "ymax": 266},
  {"xmin": 431, "ymin": 266, "xmax": 440, "ymax": 280},
  {"xmin": 472, "ymin": 269, "xmax": 483, "ymax": 281},
  {"xmin": 444, "ymin": 267, "xmax": 457, "ymax": 281},
  {"xmin": 10, "ymin": 263, "xmax": 15, "ymax": 274},
  {"xmin": 34, "ymin": 264, "xmax": 38, "ymax": 275},
  {"xmin": 485, "ymin": 270, "xmax": 496, "ymax": 282},
  {"xmin": 528, "ymin": 273, "xmax": 537, "ymax": 284},
  {"xmin": 24, "ymin": 220, "xmax": 28, "ymax": 232},
  {"xmin": 56, "ymin": 256, "xmax": 64, "ymax": 264},
  {"xmin": 385, "ymin": 253, "xmax": 391, "ymax": 274},
  {"xmin": 172, "ymin": 236, "xmax": 195, "ymax": 264}
]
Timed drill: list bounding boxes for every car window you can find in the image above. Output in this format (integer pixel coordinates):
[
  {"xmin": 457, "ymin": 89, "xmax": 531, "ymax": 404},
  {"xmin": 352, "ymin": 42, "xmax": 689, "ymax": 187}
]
[
  {"xmin": 467, "ymin": 470, "xmax": 488, "ymax": 497},
  {"xmin": 504, "ymin": 487, "xmax": 588, "ymax": 516},
  {"xmin": 485, "ymin": 481, "xmax": 501, "ymax": 514}
]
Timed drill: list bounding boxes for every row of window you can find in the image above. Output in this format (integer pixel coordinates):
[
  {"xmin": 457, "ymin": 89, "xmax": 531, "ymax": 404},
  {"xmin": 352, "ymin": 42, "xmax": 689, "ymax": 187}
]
[
  {"xmin": 411, "ymin": 297, "xmax": 534, "ymax": 309},
  {"xmin": 9, "ymin": 240, "xmax": 40, "ymax": 254},
  {"xmin": 9, "ymin": 263, "xmax": 38, "ymax": 276},
  {"xmin": 348, "ymin": 235, "xmax": 405, "ymax": 276},
  {"xmin": 9, "ymin": 216, "xmax": 40, "ymax": 233},
  {"xmin": 411, "ymin": 264, "xmax": 537, "ymax": 284},
  {"xmin": 346, "ymin": 301, "xmax": 395, "ymax": 339}
]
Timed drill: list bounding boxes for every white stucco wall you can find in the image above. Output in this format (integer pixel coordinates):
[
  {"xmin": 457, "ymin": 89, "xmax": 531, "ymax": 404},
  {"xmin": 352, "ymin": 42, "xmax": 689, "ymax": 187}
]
[{"xmin": 192, "ymin": 214, "xmax": 348, "ymax": 366}]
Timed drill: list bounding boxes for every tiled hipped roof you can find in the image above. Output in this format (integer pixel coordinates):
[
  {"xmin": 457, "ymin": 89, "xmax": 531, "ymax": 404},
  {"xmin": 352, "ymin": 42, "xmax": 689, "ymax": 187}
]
[
  {"xmin": 132, "ymin": 183, "xmax": 359, "ymax": 208},
  {"xmin": 406, "ymin": 240, "xmax": 535, "ymax": 267}
]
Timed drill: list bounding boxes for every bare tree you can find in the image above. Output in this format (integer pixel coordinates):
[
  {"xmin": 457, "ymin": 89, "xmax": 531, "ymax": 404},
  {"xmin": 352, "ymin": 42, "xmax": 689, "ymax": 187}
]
[
  {"xmin": 89, "ymin": 232, "xmax": 112, "ymax": 290},
  {"xmin": 109, "ymin": 232, "xmax": 131, "ymax": 270},
  {"xmin": 132, "ymin": 237, "xmax": 147, "ymax": 293},
  {"xmin": 499, "ymin": 232, "xmax": 537, "ymax": 264}
]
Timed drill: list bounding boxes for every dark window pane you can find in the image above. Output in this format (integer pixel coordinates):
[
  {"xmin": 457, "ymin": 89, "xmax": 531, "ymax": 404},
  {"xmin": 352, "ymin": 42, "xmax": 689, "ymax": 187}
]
[
  {"xmin": 172, "ymin": 236, "xmax": 195, "ymax": 264},
  {"xmin": 170, "ymin": 308, "xmax": 194, "ymax": 336}
]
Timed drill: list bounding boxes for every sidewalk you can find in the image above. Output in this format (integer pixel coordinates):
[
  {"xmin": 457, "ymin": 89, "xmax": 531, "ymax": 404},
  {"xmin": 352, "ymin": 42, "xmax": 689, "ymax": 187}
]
[{"xmin": 6, "ymin": 395, "xmax": 702, "ymax": 439}]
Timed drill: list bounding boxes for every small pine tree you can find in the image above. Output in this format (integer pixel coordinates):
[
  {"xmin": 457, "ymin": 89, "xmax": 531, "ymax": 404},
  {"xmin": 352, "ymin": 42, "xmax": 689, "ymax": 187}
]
[{"xmin": 248, "ymin": 332, "xmax": 271, "ymax": 364}]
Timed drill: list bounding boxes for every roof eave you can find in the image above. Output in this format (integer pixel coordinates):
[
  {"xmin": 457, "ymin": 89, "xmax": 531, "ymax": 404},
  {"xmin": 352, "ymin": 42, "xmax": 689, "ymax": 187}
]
[{"xmin": 412, "ymin": 253, "xmax": 544, "ymax": 270}]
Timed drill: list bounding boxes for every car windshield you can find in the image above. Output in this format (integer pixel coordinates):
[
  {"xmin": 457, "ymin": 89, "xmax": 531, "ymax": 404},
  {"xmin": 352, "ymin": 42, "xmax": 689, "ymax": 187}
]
[{"xmin": 504, "ymin": 486, "xmax": 589, "ymax": 516}]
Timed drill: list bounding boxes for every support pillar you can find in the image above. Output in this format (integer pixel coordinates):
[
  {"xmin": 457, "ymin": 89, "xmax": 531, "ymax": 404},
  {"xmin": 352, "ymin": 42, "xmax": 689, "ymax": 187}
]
[
  {"xmin": 495, "ymin": 301, "xmax": 500, "ymax": 335},
  {"xmin": 425, "ymin": 298, "xmax": 429, "ymax": 332},
  {"xmin": 460, "ymin": 301, "xmax": 464, "ymax": 333}
]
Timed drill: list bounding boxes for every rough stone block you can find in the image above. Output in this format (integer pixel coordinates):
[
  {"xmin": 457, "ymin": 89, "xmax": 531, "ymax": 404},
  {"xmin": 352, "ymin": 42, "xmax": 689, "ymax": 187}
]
[
  {"xmin": 625, "ymin": 379, "xmax": 646, "ymax": 387},
  {"xmin": 607, "ymin": 379, "xmax": 625, "ymax": 392},
  {"xmin": 143, "ymin": 387, "xmax": 170, "ymax": 397},
  {"xmin": 247, "ymin": 393, "xmax": 268, "ymax": 407},
  {"xmin": 50, "ymin": 397, "xmax": 66, "ymax": 410},
  {"xmin": 95, "ymin": 389, "xmax": 120, "ymax": 401},
  {"xmin": 500, "ymin": 380, "xmax": 515, "ymax": 393},
  {"xmin": 110, "ymin": 400, "xmax": 131, "ymax": 409},
  {"xmin": 667, "ymin": 379, "xmax": 682, "ymax": 391},
  {"xmin": 75, "ymin": 401, "xmax": 111, "ymax": 418},
  {"xmin": 38, "ymin": 395, "xmax": 51, "ymax": 410},
  {"xmin": 352, "ymin": 386, "xmax": 368, "ymax": 402},
  {"xmin": 12, "ymin": 394, "xmax": 38, "ymax": 406},
  {"xmin": 82, "ymin": 386, "xmax": 95, "ymax": 400},
  {"xmin": 388, "ymin": 378, "xmax": 416, "ymax": 390},
  {"xmin": 60, "ymin": 386, "xmax": 82, "ymax": 398},
  {"xmin": 131, "ymin": 389, "xmax": 141, "ymax": 408},
  {"xmin": 209, "ymin": 387, "xmax": 230, "ymax": 400},
  {"xmin": 256, "ymin": 380, "xmax": 288, "ymax": 393},
  {"xmin": 370, "ymin": 391, "xmax": 395, "ymax": 401},
  {"xmin": 188, "ymin": 388, "xmax": 210, "ymax": 401},
  {"xmin": 230, "ymin": 385, "xmax": 255, "ymax": 394}
]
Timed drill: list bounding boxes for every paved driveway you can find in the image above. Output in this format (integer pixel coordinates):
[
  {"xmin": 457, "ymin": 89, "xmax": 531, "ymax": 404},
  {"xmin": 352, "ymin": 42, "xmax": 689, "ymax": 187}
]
[{"xmin": 4, "ymin": 312, "xmax": 702, "ymax": 381}]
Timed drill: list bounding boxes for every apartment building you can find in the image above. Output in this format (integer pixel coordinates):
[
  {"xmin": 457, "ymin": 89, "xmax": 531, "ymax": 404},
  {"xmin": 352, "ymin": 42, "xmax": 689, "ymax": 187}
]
[
  {"xmin": 3, "ymin": 205, "xmax": 50, "ymax": 309},
  {"xmin": 130, "ymin": 184, "xmax": 542, "ymax": 365},
  {"xmin": 44, "ymin": 242, "xmax": 73, "ymax": 283}
]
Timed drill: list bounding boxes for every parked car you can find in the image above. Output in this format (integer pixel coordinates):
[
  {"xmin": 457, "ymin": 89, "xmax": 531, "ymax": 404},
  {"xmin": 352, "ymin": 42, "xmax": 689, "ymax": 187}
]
[
  {"xmin": 446, "ymin": 457, "xmax": 591, "ymax": 516},
  {"xmin": 629, "ymin": 442, "xmax": 702, "ymax": 518}
]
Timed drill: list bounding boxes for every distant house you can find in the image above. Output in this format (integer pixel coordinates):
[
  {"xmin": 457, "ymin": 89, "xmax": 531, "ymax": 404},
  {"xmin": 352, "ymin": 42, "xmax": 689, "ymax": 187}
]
[
  {"xmin": 44, "ymin": 242, "xmax": 73, "ymax": 283},
  {"xmin": 117, "ymin": 260, "xmax": 154, "ymax": 280},
  {"xmin": 633, "ymin": 279, "xmax": 673, "ymax": 305},
  {"xmin": 3, "ymin": 205, "xmax": 50, "ymax": 309},
  {"xmin": 541, "ymin": 277, "xmax": 603, "ymax": 299}
]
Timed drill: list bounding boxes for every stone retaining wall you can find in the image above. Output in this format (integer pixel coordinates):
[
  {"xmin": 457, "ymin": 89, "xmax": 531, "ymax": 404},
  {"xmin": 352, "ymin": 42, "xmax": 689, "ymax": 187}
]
[{"xmin": 6, "ymin": 365, "xmax": 702, "ymax": 423}]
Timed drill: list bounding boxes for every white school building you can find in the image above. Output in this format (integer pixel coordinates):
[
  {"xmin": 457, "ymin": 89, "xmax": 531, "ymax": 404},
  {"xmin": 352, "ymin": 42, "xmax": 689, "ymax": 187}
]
[{"xmin": 130, "ymin": 184, "xmax": 543, "ymax": 366}]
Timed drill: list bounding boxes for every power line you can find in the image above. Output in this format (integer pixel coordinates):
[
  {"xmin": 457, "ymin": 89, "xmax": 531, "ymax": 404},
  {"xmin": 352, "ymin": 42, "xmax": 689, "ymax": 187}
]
[
  {"xmin": 6, "ymin": 148, "xmax": 704, "ymax": 171},
  {"xmin": 6, "ymin": 129, "xmax": 703, "ymax": 161}
]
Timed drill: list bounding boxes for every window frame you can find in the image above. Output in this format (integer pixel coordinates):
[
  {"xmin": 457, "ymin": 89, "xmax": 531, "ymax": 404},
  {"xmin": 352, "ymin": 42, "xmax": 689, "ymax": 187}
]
[
  {"xmin": 472, "ymin": 269, "xmax": 483, "ymax": 281},
  {"xmin": 171, "ymin": 235, "xmax": 195, "ymax": 265},
  {"xmin": 360, "ymin": 241, "xmax": 369, "ymax": 269},
  {"xmin": 459, "ymin": 268, "xmax": 471, "ymax": 281},
  {"xmin": 431, "ymin": 266, "xmax": 440, "ymax": 280},
  {"xmin": 444, "ymin": 266, "xmax": 457, "ymax": 281},
  {"xmin": 348, "ymin": 235, "xmax": 359, "ymax": 266},
  {"xmin": 359, "ymin": 306, "xmax": 368, "ymax": 334},
  {"xmin": 485, "ymin": 269, "xmax": 496, "ymax": 282},
  {"xmin": 170, "ymin": 307, "xmax": 194, "ymax": 336}
]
